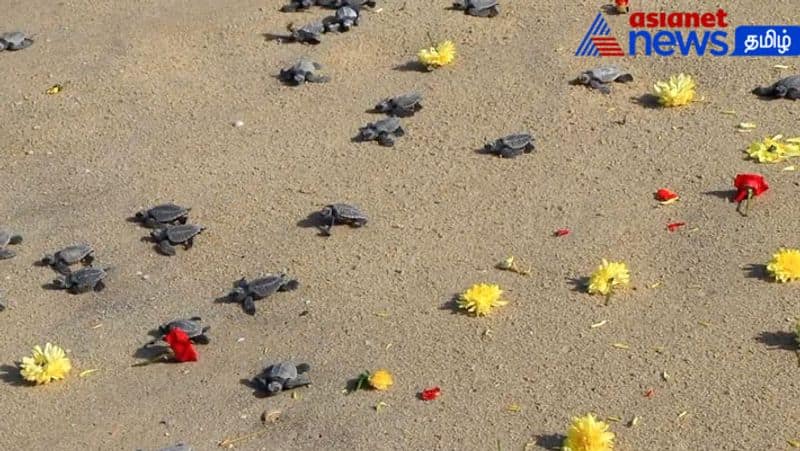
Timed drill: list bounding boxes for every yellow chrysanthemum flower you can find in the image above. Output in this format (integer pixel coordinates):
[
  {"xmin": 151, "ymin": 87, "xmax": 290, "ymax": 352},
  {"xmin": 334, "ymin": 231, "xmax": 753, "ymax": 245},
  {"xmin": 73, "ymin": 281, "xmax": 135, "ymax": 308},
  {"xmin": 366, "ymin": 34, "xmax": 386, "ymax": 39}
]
[
  {"xmin": 745, "ymin": 135, "xmax": 800, "ymax": 163},
  {"xmin": 587, "ymin": 260, "xmax": 630, "ymax": 297},
  {"xmin": 418, "ymin": 40, "xmax": 456, "ymax": 68},
  {"xmin": 562, "ymin": 413, "xmax": 615, "ymax": 451},
  {"xmin": 653, "ymin": 73, "xmax": 696, "ymax": 107},
  {"xmin": 767, "ymin": 248, "xmax": 800, "ymax": 283},
  {"xmin": 368, "ymin": 369, "xmax": 394, "ymax": 390},
  {"xmin": 19, "ymin": 343, "xmax": 71, "ymax": 385},
  {"xmin": 458, "ymin": 283, "xmax": 507, "ymax": 316}
]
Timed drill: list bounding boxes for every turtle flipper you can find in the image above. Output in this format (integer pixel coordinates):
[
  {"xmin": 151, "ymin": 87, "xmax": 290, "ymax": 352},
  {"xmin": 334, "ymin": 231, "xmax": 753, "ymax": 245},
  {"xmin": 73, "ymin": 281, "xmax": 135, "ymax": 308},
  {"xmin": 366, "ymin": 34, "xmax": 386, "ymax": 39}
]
[
  {"xmin": 54, "ymin": 261, "xmax": 71, "ymax": 275},
  {"xmin": 616, "ymin": 73, "xmax": 634, "ymax": 83},
  {"xmin": 296, "ymin": 363, "xmax": 311, "ymax": 373},
  {"xmin": 378, "ymin": 134, "xmax": 395, "ymax": 147},
  {"xmin": 786, "ymin": 87, "xmax": 800, "ymax": 100},
  {"xmin": 242, "ymin": 296, "xmax": 257, "ymax": 315},
  {"xmin": 0, "ymin": 248, "xmax": 15, "ymax": 259},
  {"xmin": 284, "ymin": 373, "xmax": 311, "ymax": 389},
  {"xmin": 157, "ymin": 240, "xmax": 176, "ymax": 256},
  {"xmin": 93, "ymin": 281, "xmax": 106, "ymax": 292},
  {"xmin": 589, "ymin": 79, "xmax": 611, "ymax": 94},
  {"xmin": 82, "ymin": 254, "xmax": 95, "ymax": 266}
]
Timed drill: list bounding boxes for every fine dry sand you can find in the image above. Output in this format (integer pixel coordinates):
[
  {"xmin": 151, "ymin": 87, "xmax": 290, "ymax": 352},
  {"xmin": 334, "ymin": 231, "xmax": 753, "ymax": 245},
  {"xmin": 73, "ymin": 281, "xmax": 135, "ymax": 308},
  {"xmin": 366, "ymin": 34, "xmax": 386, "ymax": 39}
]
[{"xmin": 2, "ymin": 0, "xmax": 799, "ymax": 450}]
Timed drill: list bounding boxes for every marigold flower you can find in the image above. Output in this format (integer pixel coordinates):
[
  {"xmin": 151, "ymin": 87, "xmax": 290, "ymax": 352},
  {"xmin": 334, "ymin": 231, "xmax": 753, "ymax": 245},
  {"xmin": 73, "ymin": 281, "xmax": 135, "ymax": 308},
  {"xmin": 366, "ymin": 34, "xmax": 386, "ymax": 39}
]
[
  {"xmin": 164, "ymin": 328, "xmax": 198, "ymax": 362},
  {"xmin": 19, "ymin": 343, "xmax": 71, "ymax": 385},
  {"xmin": 767, "ymin": 248, "xmax": 800, "ymax": 283},
  {"xmin": 458, "ymin": 283, "xmax": 508, "ymax": 316},
  {"xmin": 653, "ymin": 73, "xmax": 696, "ymax": 107},
  {"xmin": 562, "ymin": 413, "xmax": 615, "ymax": 451},
  {"xmin": 418, "ymin": 40, "xmax": 456, "ymax": 68},
  {"xmin": 368, "ymin": 369, "xmax": 393, "ymax": 390},
  {"xmin": 745, "ymin": 135, "xmax": 800, "ymax": 163},
  {"xmin": 587, "ymin": 260, "xmax": 630, "ymax": 297}
]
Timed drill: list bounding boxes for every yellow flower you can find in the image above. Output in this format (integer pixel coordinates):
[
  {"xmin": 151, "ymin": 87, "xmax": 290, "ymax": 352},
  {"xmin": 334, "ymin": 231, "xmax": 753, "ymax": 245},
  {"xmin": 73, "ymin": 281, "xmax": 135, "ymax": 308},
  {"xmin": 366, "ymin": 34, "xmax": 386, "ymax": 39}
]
[
  {"xmin": 418, "ymin": 40, "xmax": 456, "ymax": 68},
  {"xmin": 745, "ymin": 135, "xmax": 800, "ymax": 163},
  {"xmin": 767, "ymin": 248, "xmax": 800, "ymax": 283},
  {"xmin": 587, "ymin": 259, "xmax": 630, "ymax": 296},
  {"xmin": 653, "ymin": 73, "xmax": 696, "ymax": 107},
  {"xmin": 458, "ymin": 283, "xmax": 507, "ymax": 316},
  {"xmin": 562, "ymin": 413, "xmax": 615, "ymax": 451},
  {"xmin": 19, "ymin": 343, "xmax": 71, "ymax": 385},
  {"xmin": 368, "ymin": 369, "xmax": 393, "ymax": 390}
]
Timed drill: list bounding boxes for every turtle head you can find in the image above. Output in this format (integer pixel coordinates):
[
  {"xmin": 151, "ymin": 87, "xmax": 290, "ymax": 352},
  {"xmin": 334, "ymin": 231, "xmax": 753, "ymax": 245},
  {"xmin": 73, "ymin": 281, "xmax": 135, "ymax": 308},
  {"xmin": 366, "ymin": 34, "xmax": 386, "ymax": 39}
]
[
  {"xmin": 266, "ymin": 381, "xmax": 283, "ymax": 395},
  {"xmin": 53, "ymin": 275, "xmax": 67, "ymax": 288},
  {"xmin": 576, "ymin": 73, "xmax": 592, "ymax": 85},
  {"xmin": 229, "ymin": 286, "xmax": 247, "ymax": 302},
  {"xmin": 280, "ymin": 278, "xmax": 300, "ymax": 292},
  {"xmin": 41, "ymin": 254, "xmax": 55, "ymax": 265},
  {"xmin": 774, "ymin": 84, "xmax": 788, "ymax": 97},
  {"xmin": 134, "ymin": 209, "xmax": 149, "ymax": 221}
]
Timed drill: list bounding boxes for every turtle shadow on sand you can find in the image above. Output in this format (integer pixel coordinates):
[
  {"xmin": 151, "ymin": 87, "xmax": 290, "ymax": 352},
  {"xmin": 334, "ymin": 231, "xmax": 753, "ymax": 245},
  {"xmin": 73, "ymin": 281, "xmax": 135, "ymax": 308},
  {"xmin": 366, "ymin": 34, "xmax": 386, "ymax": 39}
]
[
  {"xmin": 40, "ymin": 281, "xmax": 63, "ymax": 291},
  {"xmin": 534, "ymin": 433, "xmax": 566, "ymax": 450},
  {"xmin": 566, "ymin": 276, "xmax": 590, "ymax": 293},
  {"xmin": 754, "ymin": 331, "xmax": 798, "ymax": 351},
  {"xmin": 742, "ymin": 264, "xmax": 768, "ymax": 280},
  {"xmin": 240, "ymin": 378, "xmax": 271, "ymax": 399},
  {"xmin": 0, "ymin": 364, "xmax": 28, "ymax": 386},
  {"xmin": 393, "ymin": 61, "xmax": 429, "ymax": 73},
  {"xmin": 633, "ymin": 94, "xmax": 661, "ymax": 109},
  {"xmin": 296, "ymin": 211, "xmax": 329, "ymax": 236}
]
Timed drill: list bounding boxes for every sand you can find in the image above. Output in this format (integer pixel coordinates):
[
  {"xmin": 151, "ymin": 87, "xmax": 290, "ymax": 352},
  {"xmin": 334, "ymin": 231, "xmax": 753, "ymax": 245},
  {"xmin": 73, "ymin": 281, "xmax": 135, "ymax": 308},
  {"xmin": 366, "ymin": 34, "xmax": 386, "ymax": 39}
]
[{"xmin": 1, "ymin": 0, "xmax": 799, "ymax": 449}]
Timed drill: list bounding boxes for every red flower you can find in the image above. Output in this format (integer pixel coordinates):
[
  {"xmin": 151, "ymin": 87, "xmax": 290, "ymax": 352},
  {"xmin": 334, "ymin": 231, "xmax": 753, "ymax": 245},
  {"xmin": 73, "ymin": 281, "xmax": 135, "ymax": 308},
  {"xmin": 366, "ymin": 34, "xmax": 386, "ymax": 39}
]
[
  {"xmin": 419, "ymin": 386, "xmax": 441, "ymax": 401},
  {"xmin": 733, "ymin": 173, "xmax": 768, "ymax": 202},
  {"xmin": 164, "ymin": 328, "xmax": 198, "ymax": 362},
  {"xmin": 554, "ymin": 228, "xmax": 570, "ymax": 237},
  {"xmin": 655, "ymin": 188, "xmax": 679, "ymax": 202},
  {"xmin": 666, "ymin": 222, "xmax": 686, "ymax": 232}
]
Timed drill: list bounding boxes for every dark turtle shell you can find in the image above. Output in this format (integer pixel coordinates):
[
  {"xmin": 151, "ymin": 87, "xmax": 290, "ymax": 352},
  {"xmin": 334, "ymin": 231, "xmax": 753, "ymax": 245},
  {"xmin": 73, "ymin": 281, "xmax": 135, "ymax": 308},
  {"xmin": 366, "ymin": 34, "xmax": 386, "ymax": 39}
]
[
  {"xmin": 329, "ymin": 203, "xmax": 367, "ymax": 221},
  {"xmin": 159, "ymin": 317, "xmax": 208, "ymax": 338},
  {"xmin": 51, "ymin": 243, "xmax": 93, "ymax": 264},
  {"xmin": 142, "ymin": 203, "xmax": 190, "ymax": 223},
  {"xmin": 164, "ymin": 224, "xmax": 204, "ymax": 243},
  {"xmin": 65, "ymin": 267, "xmax": 107, "ymax": 288},
  {"xmin": 501, "ymin": 133, "xmax": 534, "ymax": 149}
]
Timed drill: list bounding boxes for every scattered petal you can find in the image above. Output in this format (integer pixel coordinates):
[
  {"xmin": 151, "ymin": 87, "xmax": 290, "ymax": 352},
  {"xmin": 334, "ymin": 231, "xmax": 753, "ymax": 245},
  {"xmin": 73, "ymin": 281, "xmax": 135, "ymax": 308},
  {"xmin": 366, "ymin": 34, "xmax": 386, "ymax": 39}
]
[
  {"xmin": 644, "ymin": 388, "xmax": 655, "ymax": 398},
  {"xmin": 774, "ymin": 64, "xmax": 790, "ymax": 69},
  {"xmin": 554, "ymin": 228, "xmax": 571, "ymax": 237},
  {"xmin": 677, "ymin": 411, "xmax": 688, "ymax": 419},
  {"xmin": 590, "ymin": 320, "xmax": 608, "ymax": 329},
  {"xmin": 506, "ymin": 403, "xmax": 522, "ymax": 413},
  {"xmin": 655, "ymin": 188, "xmax": 679, "ymax": 203},
  {"xmin": 737, "ymin": 122, "xmax": 757, "ymax": 130},
  {"xmin": 79, "ymin": 369, "xmax": 99, "ymax": 378},
  {"xmin": 630, "ymin": 416, "xmax": 640, "ymax": 427},
  {"xmin": 612, "ymin": 342, "xmax": 629, "ymax": 350},
  {"xmin": 374, "ymin": 401, "xmax": 389, "ymax": 412},
  {"xmin": 782, "ymin": 165, "xmax": 796, "ymax": 171},
  {"xmin": 46, "ymin": 84, "xmax": 63, "ymax": 95},
  {"xmin": 721, "ymin": 110, "xmax": 737, "ymax": 115},
  {"xmin": 662, "ymin": 371, "xmax": 670, "ymax": 381},
  {"xmin": 667, "ymin": 222, "xmax": 686, "ymax": 232},
  {"xmin": 419, "ymin": 386, "xmax": 441, "ymax": 401}
]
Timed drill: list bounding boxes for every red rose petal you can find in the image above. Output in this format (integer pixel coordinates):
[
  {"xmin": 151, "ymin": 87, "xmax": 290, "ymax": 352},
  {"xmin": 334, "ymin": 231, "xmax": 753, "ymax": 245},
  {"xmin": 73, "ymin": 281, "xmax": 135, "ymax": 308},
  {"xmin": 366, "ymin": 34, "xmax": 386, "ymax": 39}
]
[
  {"xmin": 164, "ymin": 328, "xmax": 198, "ymax": 362},
  {"xmin": 420, "ymin": 387, "xmax": 441, "ymax": 401},
  {"xmin": 666, "ymin": 222, "xmax": 686, "ymax": 232},
  {"xmin": 554, "ymin": 228, "xmax": 570, "ymax": 237},
  {"xmin": 644, "ymin": 388, "xmax": 655, "ymax": 398},
  {"xmin": 655, "ymin": 188, "xmax": 679, "ymax": 202}
]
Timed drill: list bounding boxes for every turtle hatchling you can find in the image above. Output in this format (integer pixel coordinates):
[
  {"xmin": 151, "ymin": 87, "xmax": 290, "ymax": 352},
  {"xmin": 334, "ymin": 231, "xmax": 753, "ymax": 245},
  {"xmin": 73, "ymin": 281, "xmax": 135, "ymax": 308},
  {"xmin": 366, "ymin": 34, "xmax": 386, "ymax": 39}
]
[
  {"xmin": 452, "ymin": 0, "xmax": 500, "ymax": 17},
  {"xmin": 374, "ymin": 92, "xmax": 423, "ymax": 117},
  {"xmin": 279, "ymin": 58, "xmax": 330, "ymax": 85},
  {"xmin": 134, "ymin": 203, "xmax": 190, "ymax": 228},
  {"xmin": 53, "ymin": 267, "xmax": 109, "ymax": 294},
  {"xmin": 323, "ymin": 6, "xmax": 360, "ymax": 32},
  {"xmin": 0, "ymin": 229, "xmax": 22, "ymax": 260},
  {"xmin": 151, "ymin": 224, "xmax": 205, "ymax": 256},
  {"xmin": 318, "ymin": 203, "xmax": 367, "ymax": 235},
  {"xmin": 752, "ymin": 75, "xmax": 800, "ymax": 100},
  {"xmin": 575, "ymin": 66, "xmax": 633, "ymax": 94},
  {"xmin": 41, "ymin": 243, "xmax": 94, "ymax": 274},
  {"xmin": 357, "ymin": 117, "xmax": 405, "ymax": 146},
  {"xmin": 288, "ymin": 21, "xmax": 324, "ymax": 44},
  {"xmin": 147, "ymin": 317, "xmax": 210, "ymax": 346},
  {"xmin": 0, "ymin": 32, "xmax": 34, "ymax": 51},
  {"xmin": 228, "ymin": 274, "xmax": 299, "ymax": 315},
  {"xmin": 484, "ymin": 133, "xmax": 535, "ymax": 158},
  {"xmin": 253, "ymin": 362, "xmax": 312, "ymax": 395},
  {"xmin": 317, "ymin": 0, "xmax": 376, "ymax": 8},
  {"xmin": 280, "ymin": 0, "xmax": 315, "ymax": 12}
]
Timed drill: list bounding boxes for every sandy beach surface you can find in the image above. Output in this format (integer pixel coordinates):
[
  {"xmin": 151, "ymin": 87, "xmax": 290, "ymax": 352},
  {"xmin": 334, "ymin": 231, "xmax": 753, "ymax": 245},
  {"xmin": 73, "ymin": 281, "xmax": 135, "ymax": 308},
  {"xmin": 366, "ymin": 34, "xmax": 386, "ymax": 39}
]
[{"xmin": 2, "ymin": 0, "xmax": 799, "ymax": 449}]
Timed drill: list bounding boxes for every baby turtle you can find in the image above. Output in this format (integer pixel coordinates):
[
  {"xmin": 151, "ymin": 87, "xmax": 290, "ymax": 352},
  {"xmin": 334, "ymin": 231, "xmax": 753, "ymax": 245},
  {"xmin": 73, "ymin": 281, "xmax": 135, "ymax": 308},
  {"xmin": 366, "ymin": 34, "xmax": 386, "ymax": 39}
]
[
  {"xmin": 41, "ymin": 243, "xmax": 94, "ymax": 275},
  {"xmin": 134, "ymin": 203, "xmax": 190, "ymax": 228},
  {"xmin": 288, "ymin": 21, "xmax": 325, "ymax": 44},
  {"xmin": 575, "ymin": 66, "xmax": 633, "ymax": 94},
  {"xmin": 53, "ymin": 267, "xmax": 109, "ymax": 294},
  {"xmin": 0, "ymin": 229, "xmax": 22, "ymax": 260},
  {"xmin": 254, "ymin": 362, "xmax": 311, "ymax": 395},
  {"xmin": 374, "ymin": 92, "xmax": 423, "ymax": 117},
  {"xmin": 323, "ymin": 6, "xmax": 360, "ymax": 32},
  {"xmin": 280, "ymin": 0, "xmax": 315, "ymax": 12},
  {"xmin": 318, "ymin": 203, "xmax": 367, "ymax": 235},
  {"xmin": 147, "ymin": 317, "xmax": 210, "ymax": 346},
  {"xmin": 0, "ymin": 32, "xmax": 34, "ymax": 51},
  {"xmin": 357, "ymin": 117, "xmax": 405, "ymax": 147},
  {"xmin": 317, "ymin": 0, "xmax": 376, "ymax": 8},
  {"xmin": 229, "ymin": 274, "xmax": 299, "ymax": 315},
  {"xmin": 753, "ymin": 75, "xmax": 800, "ymax": 100},
  {"xmin": 484, "ymin": 133, "xmax": 535, "ymax": 158},
  {"xmin": 452, "ymin": 0, "xmax": 500, "ymax": 17},
  {"xmin": 279, "ymin": 58, "xmax": 330, "ymax": 85},
  {"xmin": 151, "ymin": 224, "xmax": 205, "ymax": 256},
  {"xmin": 0, "ymin": 290, "xmax": 5, "ymax": 312}
]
